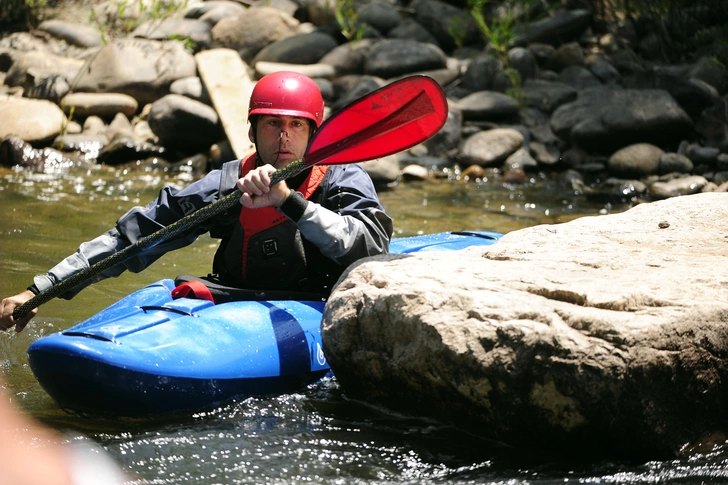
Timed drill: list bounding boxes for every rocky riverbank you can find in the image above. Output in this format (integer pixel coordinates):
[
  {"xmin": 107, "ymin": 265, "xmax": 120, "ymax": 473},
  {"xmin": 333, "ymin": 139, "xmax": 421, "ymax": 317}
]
[{"xmin": 1, "ymin": 0, "xmax": 727, "ymax": 201}]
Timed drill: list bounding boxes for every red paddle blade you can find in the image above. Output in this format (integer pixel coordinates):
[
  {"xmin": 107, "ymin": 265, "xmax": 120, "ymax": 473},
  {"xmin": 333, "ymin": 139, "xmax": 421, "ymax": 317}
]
[{"xmin": 304, "ymin": 75, "xmax": 448, "ymax": 166}]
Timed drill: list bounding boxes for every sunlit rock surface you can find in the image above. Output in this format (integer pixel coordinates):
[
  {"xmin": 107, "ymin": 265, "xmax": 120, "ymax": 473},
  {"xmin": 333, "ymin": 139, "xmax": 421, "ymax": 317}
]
[{"xmin": 323, "ymin": 192, "xmax": 728, "ymax": 458}]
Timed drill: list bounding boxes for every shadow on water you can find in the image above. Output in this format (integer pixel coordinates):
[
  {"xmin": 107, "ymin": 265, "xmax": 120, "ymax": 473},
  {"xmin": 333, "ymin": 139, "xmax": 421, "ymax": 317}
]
[{"xmin": 7, "ymin": 164, "xmax": 727, "ymax": 484}]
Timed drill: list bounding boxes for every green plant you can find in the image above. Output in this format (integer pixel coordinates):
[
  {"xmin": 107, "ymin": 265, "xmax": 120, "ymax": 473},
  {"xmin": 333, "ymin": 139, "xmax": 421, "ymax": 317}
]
[
  {"xmin": 166, "ymin": 33, "xmax": 196, "ymax": 53},
  {"xmin": 448, "ymin": 16, "xmax": 468, "ymax": 49},
  {"xmin": 335, "ymin": 0, "xmax": 366, "ymax": 42},
  {"xmin": 468, "ymin": 0, "xmax": 523, "ymax": 103},
  {"xmin": 88, "ymin": 0, "xmax": 190, "ymax": 39}
]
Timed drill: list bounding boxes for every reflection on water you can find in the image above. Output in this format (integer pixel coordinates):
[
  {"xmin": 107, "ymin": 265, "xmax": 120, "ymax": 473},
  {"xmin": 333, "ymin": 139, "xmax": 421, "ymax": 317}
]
[{"xmin": 4, "ymin": 164, "xmax": 726, "ymax": 484}]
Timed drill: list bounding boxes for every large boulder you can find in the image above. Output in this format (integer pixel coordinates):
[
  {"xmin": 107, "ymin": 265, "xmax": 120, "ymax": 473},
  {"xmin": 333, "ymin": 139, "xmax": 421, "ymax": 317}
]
[
  {"xmin": 323, "ymin": 192, "xmax": 728, "ymax": 458},
  {"xmin": 550, "ymin": 86, "xmax": 694, "ymax": 152},
  {"xmin": 71, "ymin": 38, "xmax": 197, "ymax": 106}
]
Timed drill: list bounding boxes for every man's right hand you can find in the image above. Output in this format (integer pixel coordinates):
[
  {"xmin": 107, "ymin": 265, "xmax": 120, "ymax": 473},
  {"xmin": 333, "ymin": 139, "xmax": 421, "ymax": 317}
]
[{"xmin": 1, "ymin": 290, "xmax": 37, "ymax": 333}]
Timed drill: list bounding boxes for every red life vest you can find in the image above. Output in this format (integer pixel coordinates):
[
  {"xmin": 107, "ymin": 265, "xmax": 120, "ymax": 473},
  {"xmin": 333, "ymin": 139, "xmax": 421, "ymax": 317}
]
[{"xmin": 238, "ymin": 153, "xmax": 328, "ymax": 285}]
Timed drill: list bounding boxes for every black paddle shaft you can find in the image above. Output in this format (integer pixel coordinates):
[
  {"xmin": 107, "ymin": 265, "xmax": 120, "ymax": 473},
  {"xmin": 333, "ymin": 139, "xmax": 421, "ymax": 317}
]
[{"xmin": 12, "ymin": 160, "xmax": 307, "ymax": 320}]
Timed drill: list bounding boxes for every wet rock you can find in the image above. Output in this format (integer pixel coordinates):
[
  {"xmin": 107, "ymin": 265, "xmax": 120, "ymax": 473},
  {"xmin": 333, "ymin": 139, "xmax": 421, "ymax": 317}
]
[
  {"xmin": 1, "ymin": 136, "xmax": 87, "ymax": 170},
  {"xmin": 648, "ymin": 175, "xmax": 709, "ymax": 199},
  {"xmin": 584, "ymin": 177, "xmax": 647, "ymax": 203},
  {"xmin": 96, "ymin": 135, "xmax": 166, "ymax": 166},
  {"xmin": 401, "ymin": 163, "xmax": 429, "ymax": 181}
]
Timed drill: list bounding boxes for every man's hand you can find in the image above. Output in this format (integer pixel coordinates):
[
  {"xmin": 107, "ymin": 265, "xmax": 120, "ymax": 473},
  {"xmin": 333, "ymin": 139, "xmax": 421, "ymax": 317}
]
[
  {"xmin": 1, "ymin": 290, "xmax": 37, "ymax": 333},
  {"xmin": 236, "ymin": 164, "xmax": 292, "ymax": 209}
]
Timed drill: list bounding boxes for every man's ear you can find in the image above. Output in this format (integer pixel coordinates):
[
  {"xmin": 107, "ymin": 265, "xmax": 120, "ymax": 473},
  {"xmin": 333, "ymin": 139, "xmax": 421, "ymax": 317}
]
[{"xmin": 248, "ymin": 126, "xmax": 254, "ymax": 143}]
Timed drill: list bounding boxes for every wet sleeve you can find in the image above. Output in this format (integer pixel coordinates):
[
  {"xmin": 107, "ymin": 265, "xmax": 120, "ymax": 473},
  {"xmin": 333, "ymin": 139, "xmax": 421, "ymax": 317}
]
[
  {"xmin": 278, "ymin": 164, "xmax": 393, "ymax": 267},
  {"xmin": 32, "ymin": 167, "xmax": 228, "ymax": 299}
]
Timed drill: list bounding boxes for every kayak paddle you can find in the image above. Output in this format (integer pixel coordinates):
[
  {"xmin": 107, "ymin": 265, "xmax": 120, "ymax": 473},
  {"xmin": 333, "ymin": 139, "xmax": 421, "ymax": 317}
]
[{"xmin": 12, "ymin": 74, "xmax": 447, "ymax": 321}]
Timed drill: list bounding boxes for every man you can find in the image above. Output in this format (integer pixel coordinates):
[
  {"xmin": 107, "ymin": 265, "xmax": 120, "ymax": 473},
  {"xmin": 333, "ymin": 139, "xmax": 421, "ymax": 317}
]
[{"xmin": 1, "ymin": 71, "xmax": 393, "ymax": 332}]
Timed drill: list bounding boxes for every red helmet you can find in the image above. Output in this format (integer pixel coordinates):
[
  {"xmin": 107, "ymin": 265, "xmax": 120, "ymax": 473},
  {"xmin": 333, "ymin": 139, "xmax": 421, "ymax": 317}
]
[{"xmin": 248, "ymin": 71, "xmax": 324, "ymax": 128}]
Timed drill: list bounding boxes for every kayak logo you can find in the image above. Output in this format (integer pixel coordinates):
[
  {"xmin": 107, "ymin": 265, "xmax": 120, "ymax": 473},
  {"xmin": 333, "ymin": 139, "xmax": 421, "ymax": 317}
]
[{"xmin": 316, "ymin": 342, "xmax": 326, "ymax": 366}]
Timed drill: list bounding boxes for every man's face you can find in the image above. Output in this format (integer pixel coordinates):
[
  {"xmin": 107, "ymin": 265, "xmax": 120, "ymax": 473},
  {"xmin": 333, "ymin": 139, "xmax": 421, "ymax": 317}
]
[{"xmin": 250, "ymin": 115, "xmax": 311, "ymax": 168}]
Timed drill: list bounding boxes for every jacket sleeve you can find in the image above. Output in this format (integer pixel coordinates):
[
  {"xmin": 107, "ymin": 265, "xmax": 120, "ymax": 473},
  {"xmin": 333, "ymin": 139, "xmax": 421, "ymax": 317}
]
[
  {"xmin": 278, "ymin": 164, "xmax": 393, "ymax": 268},
  {"xmin": 32, "ymin": 164, "xmax": 235, "ymax": 299}
]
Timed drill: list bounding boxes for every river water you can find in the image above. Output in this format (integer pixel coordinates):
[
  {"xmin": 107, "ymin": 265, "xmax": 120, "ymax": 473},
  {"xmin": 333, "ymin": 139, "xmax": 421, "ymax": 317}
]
[{"xmin": 2, "ymin": 162, "xmax": 728, "ymax": 484}]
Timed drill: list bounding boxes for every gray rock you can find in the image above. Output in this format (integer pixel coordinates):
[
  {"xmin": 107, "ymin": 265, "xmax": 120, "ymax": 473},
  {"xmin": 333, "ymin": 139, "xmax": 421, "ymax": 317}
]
[
  {"xmin": 131, "ymin": 18, "xmax": 212, "ymax": 51},
  {"xmin": 364, "ymin": 39, "xmax": 447, "ymax": 79},
  {"xmin": 557, "ymin": 65, "xmax": 601, "ymax": 90},
  {"xmin": 170, "ymin": 76, "xmax": 211, "ymax": 104},
  {"xmin": 250, "ymin": 0, "xmax": 302, "ymax": 19},
  {"xmin": 460, "ymin": 53, "xmax": 498, "ymax": 93},
  {"xmin": 686, "ymin": 144, "xmax": 720, "ymax": 166},
  {"xmin": 454, "ymin": 91, "xmax": 519, "ymax": 121},
  {"xmin": 37, "ymin": 19, "xmax": 103, "ymax": 47},
  {"xmin": 323, "ymin": 192, "xmax": 728, "ymax": 457},
  {"xmin": 331, "ymin": 76, "xmax": 382, "ymax": 112},
  {"xmin": 357, "ymin": 1, "xmax": 402, "ymax": 35},
  {"xmin": 659, "ymin": 152, "xmax": 694, "ymax": 174},
  {"xmin": 553, "ymin": 41, "xmax": 584, "ymax": 69},
  {"xmin": 71, "ymin": 39, "xmax": 197, "ymax": 106},
  {"xmin": 386, "ymin": 18, "xmax": 438, "ymax": 45},
  {"xmin": 410, "ymin": 0, "xmax": 479, "ymax": 50},
  {"xmin": 252, "ymin": 31, "xmax": 338, "ymax": 65},
  {"xmin": 147, "ymin": 94, "xmax": 223, "ymax": 151},
  {"xmin": 459, "ymin": 128, "xmax": 524, "ymax": 166},
  {"xmin": 319, "ymin": 39, "xmax": 375, "ymax": 75},
  {"xmin": 587, "ymin": 59, "xmax": 620, "ymax": 84},
  {"xmin": 184, "ymin": 1, "xmax": 247, "ymax": 26},
  {"xmin": 551, "ymin": 87, "xmax": 693, "ymax": 152},
  {"xmin": 512, "ymin": 9, "xmax": 592, "ymax": 46},
  {"xmin": 648, "ymin": 175, "xmax": 709, "ymax": 199},
  {"xmin": 4, "ymin": 51, "xmax": 84, "ymax": 94},
  {"xmin": 608, "ymin": 143, "xmax": 664, "ymax": 177},
  {"xmin": 0, "ymin": 95, "xmax": 67, "ymax": 144},
  {"xmin": 360, "ymin": 155, "xmax": 400, "ymax": 186},
  {"xmin": 507, "ymin": 46, "xmax": 538, "ymax": 81},
  {"xmin": 521, "ymin": 79, "xmax": 577, "ymax": 113},
  {"xmin": 60, "ymin": 92, "xmax": 138, "ymax": 119},
  {"xmin": 211, "ymin": 7, "xmax": 298, "ymax": 63}
]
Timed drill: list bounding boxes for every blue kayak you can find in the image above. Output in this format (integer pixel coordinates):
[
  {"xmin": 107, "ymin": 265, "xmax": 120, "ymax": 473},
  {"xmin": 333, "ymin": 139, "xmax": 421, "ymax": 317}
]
[{"xmin": 27, "ymin": 230, "xmax": 502, "ymax": 416}]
